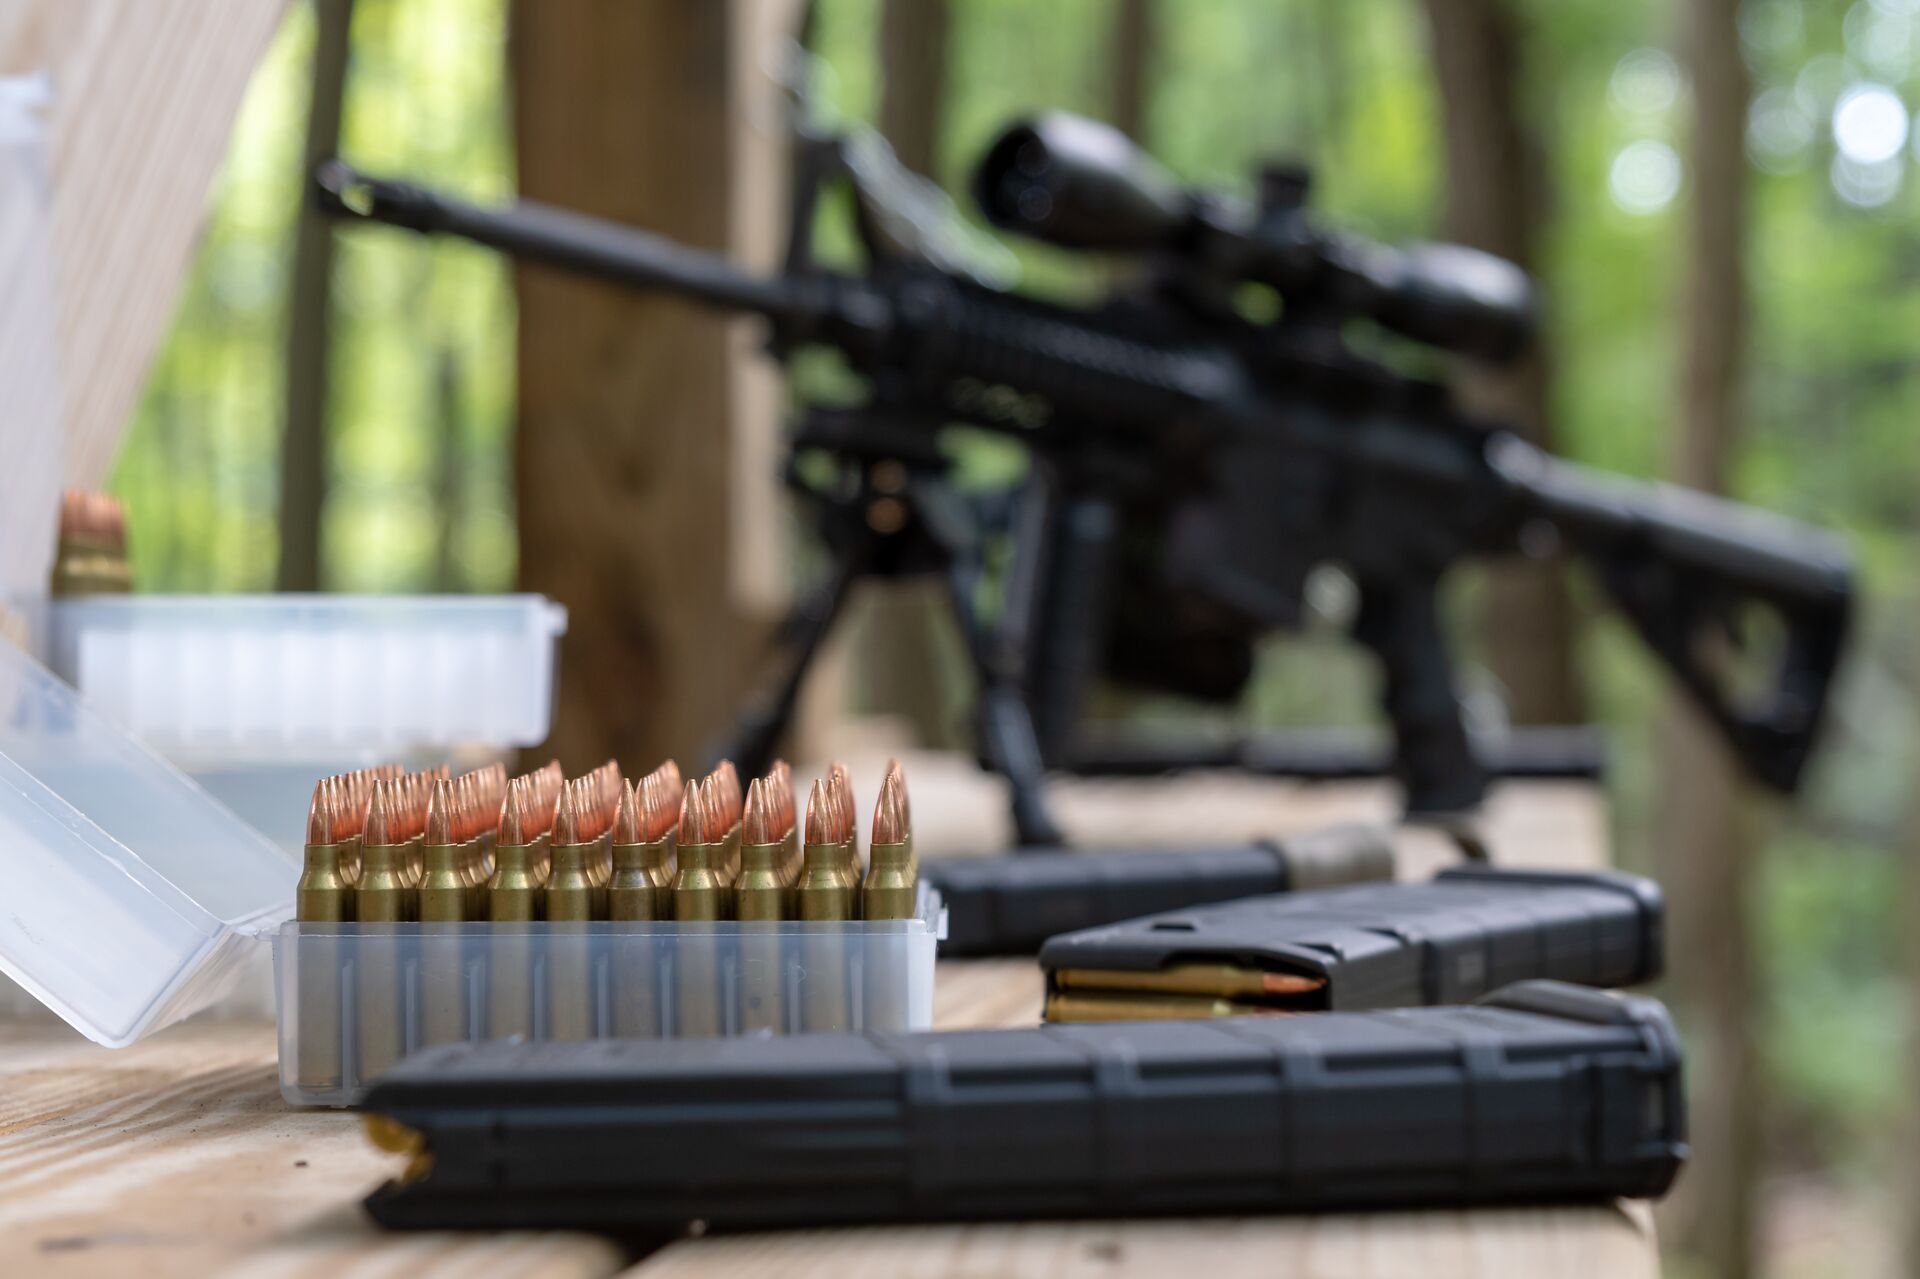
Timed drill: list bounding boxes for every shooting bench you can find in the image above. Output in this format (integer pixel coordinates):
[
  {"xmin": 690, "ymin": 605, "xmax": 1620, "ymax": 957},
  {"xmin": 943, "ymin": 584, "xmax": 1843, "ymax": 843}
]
[{"xmin": 0, "ymin": 770, "xmax": 1659, "ymax": 1278}]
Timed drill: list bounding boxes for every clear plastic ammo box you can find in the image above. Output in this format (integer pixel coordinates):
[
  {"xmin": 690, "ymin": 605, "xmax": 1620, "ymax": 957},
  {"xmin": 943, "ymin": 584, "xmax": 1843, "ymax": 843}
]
[{"xmin": 0, "ymin": 639, "xmax": 944, "ymax": 1104}]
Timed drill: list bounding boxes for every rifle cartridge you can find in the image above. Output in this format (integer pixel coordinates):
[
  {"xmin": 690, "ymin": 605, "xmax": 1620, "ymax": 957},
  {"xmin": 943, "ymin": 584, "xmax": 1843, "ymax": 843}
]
[
  {"xmin": 545, "ymin": 781, "xmax": 605, "ymax": 923},
  {"xmin": 295, "ymin": 780, "xmax": 354, "ymax": 1092},
  {"xmin": 734, "ymin": 778, "xmax": 789, "ymax": 922},
  {"xmin": 670, "ymin": 780, "xmax": 733, "ymax": 922},
  {"xmin": 769, "ymin": 759, "xmax": 798, "ymax": 883},
  {"xmin": 796, "ymin": 779, "xmax": 855, "ymax": 1030},
  {"xmin": 885, "ymin": 758, "xmax": 915, "ymax": 877},
  {"xmin": 417, "ymin": 778, "xmax": 472, "ymax": 1048},
  {"xmin": 50, "ymin": 490, "xmax": 134, "ymax": 595},
  {"xmin": 795, "ymin": 779, "xmax": 856, "ymax": 922},
  {"xmin": 736, "ymin": 778, "xmax": 788, "ymax": 1033},
  {"xmin": 672, "ymin": 780, "xmax": 731, "ymax": 1036},
  {"xmin": 487, "ymin": 779, "xmax": 546, "ymax": 923},
  {"xmin": 356, "ymin": 784, "xmax": 416, "ymax": 924},
  {"xmin": 1050, "ymin": 964, "xmax": 1328, "ymax": 1001},
  {"xmin": 1043, "ymin": 990, "xmax": 1281, "ymax": 1023},
  {"xmin": 297, "ymin": 778, "xmax": 358, "ymax": 924},
  {"xmin": 486, "ymin": 781, "xmax": 544, "ymax": 1039},
  {"xmin": 861, "ymin": 769, "xmax": 916, "ymax": 921},
  {"xmin": 356, "ymin": 781, "xmax": 414, "ymax": 1082},
  {"xmin": 827, "ymin": 762, "xmax": 861, "ymax": 886},
  {"xmin": 417, "ymin": 779, "xmax": 469, "ymax": 923},
  {"xmin": 545, "ymin": 781, "xmax": 601, "ymax": 1041},
  {"xmin": 608, "ymin": 776, "xmax": 674, "ymax": 921},
  {"xmin": 712, "ymin": 760, "xmax": 744, "ymax": 883}
]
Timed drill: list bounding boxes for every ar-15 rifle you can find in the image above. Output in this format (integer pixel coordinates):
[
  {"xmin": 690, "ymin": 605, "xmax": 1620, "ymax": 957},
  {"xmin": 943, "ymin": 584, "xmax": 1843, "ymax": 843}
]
[{"xmin": 316, "ymin": 110, "xmax": 1851, "ymax": 845}]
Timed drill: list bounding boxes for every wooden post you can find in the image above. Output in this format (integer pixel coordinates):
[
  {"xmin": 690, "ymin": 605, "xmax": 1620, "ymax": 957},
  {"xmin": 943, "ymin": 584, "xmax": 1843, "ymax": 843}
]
[
  {"xmin": 843, "ymin": 0, "xmax": 966, "ymax": 754},
  {"xmin": 1108, "ymin": 0, "xmax": 1154, "ymax": 142},
  {"xmin": 1421, "ymin": 0, "xmax": 1582, "ymax": 726},
  {"xmin": 278, "ymin": 0, "xmax": 354, "ymax": 592},
  {"xmin": 509, "ymin": 0, "xmax": 789, "ymax": 771},
  {"xmin": 1663, "ymin": 1, "xmax": 1762, "ymax": 1274},
  {"xmin": 879, "ymin": 0, "xmax": 950, "ymax": 177}
]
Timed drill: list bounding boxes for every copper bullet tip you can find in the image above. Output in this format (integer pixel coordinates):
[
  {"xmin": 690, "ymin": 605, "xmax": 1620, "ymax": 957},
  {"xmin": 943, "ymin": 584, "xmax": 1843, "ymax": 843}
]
[
  {"xmin": 555, "ymin": 779, "xmax": 582, "ymax": 845},
  {"xmin": 882, "ymin": 763, "xmax": 911, "ymax": 831},
  {"xmin": 873, "ymin": 774, "xmax": 907, "ymax": 845},
  {"xmin": 637, "ymin": 773, "xmax": 668, "ymax": 842},
  {"xmin": 826, "ymin": 764, "xmax": 855, "ymax": 844},
  {"xmin": 743, "ymin": 777, "xmax": 777, "ymax": 845},
  {"xmin": 59, "ymin": 489, "xmax": 129, "ymax": 550},
  {"xmin": 710, "ymin": 760, "xmax": 743, "ymax": 830},
  {"xmin": 884, "ymin": 758, "xmax": 909, "ymax": 816},
  {"xmin": 805, "ymin": 778, "xmax": 834, "ymax": 846},
  {"xmin": 677, "ymin": 780, "xmax": 704, "ymax": 845},
  {"xmin": 425, "ymin": 777, "xmax": 455, "ymax": 845},
  {"xmin": 331, "ymin": 774, "xmax": 364, "ymax": 840},
  {"xmin": 699, "ymin": 776, "xmax": 727, "ymax": 840},
  {"xmin": 306, "ymin": 778, "xmax": 335, "ymax": 845},
  {"xmin": 614, "ymin": 778, "xmax": 640, "ymax": 844},
  {"xmin": 450, "ymin": 775, "xmax": 471, "ymax": 842},
  {"xmin": 365, "ymin": 780, "xmax": 396, "ymax": 846},
  {"xmin": 499, "ymin": 778, "xmax": 529, "ymax": 844}
]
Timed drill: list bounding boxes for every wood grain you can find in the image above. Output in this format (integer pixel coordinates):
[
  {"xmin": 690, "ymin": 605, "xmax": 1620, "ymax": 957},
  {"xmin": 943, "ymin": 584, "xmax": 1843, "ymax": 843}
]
[
  {"xmin": 0, "ymin": 1020, "xmax": 620, "ymax": 1279},
  {"xmin": 634, "ymin": 1204, "xmax": 1659, "ymax": 1279},
  {"xmin": 0, "ymin": 779, "xmax": 1654, "ymax": 1276}
]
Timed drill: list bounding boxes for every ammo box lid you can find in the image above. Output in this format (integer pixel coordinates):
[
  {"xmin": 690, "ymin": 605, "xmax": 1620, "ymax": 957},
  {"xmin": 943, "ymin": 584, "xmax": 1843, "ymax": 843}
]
[{"xmin": 0, "ymin": 638, "xmax": 295, "ymax": 1045}]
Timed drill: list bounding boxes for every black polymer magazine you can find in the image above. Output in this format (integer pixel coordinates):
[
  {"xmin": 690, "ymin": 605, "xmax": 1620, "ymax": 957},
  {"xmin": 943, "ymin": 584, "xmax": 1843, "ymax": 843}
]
[
  {"xmin": 1037, "ymin": 866, "xmax": 1664, "ymax": 1012},
  {"xmin": 923, "ymin": 823, "xmax": 1396, "ymax": 957},
  {"xmin": 363, "ymin": 980, "xmax": 1686, "ymax": 1234}
]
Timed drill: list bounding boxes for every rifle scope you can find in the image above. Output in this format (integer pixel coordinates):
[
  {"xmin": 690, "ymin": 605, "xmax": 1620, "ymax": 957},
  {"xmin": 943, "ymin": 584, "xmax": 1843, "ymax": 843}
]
[{"xmin": 974, "ymin": 112, "xmax": 1535, "ymax": 363}]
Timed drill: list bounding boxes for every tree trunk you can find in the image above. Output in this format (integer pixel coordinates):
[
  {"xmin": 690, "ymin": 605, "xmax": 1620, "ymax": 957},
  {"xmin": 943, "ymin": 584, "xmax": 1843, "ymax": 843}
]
[
  {"xmin": 1109, "ymin": 0, "xmax": 1153, "ymax": 141},
  {"xmin": 1906, "ymin": 742, "xmax": 1920, "ymax": 1277},
  {"xmin": 878, "ymin": 0, "xmax": 949, "ymax": 178},
  {"xmin": 1664, "ymin": 1, "xmax": 1761, "ymax": 1274},
  {"xmin": 851, "ymin": 0, "xmax": 964, "ymax": 752},
  {"xmin": 509, "ymin": 1, "xmax": 774, "ymax": 772},
  {"xmin": 431, "ymin": 346, "xmax": 462, "ymax": 593},
  {"xmin": 1420, "ymin": 0, "xmax": 1582, "ymax": 726},
  {"xmin": 277, "ymin": 0, "xmax": 354, "ymax": 591}
]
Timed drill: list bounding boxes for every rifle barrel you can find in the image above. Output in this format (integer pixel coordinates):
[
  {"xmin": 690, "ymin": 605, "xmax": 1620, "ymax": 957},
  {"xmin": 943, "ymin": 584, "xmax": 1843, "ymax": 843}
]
[{"xmin": 315, "ymin": 161, "xmax": 815, "ymax": 325}]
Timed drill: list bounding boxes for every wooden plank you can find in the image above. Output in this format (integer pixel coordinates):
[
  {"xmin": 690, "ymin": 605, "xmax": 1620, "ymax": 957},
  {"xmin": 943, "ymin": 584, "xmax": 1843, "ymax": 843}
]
[
  {"xmin": 510, "ymin": 0, "xmax": 785, "ymax": 770},
  {"xmin": 0, "ymin": 0, "xmax": 288, "ymax": 488},
  {"xmin": 781, "ymin": 748, "xmax": 1609, "ymax": 876},
  {"xmin": 621, "ymin": 775, "xmax": 1651, "ymax": 1277},
  {"xmin": 0, "ymin": 780, "xmax": 1654, "ymax": 1276},
  {"xmin": 632, "ymin": 1204, "xmax": 1659, "ymax": 1279},
  {"xmin": 0, "ymin": 965, "xmax": 1658, "ymax": 1279},
  {"xmin": 0, "ymin": 1019, "xmax": 622, "ymax": 1279}
]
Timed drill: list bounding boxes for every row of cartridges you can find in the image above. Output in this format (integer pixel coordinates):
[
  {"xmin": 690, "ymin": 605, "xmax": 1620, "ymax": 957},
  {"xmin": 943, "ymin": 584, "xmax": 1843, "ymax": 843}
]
[{"xmin": 295, "ymin": 755, "xmax": 918, "ymax": 925}]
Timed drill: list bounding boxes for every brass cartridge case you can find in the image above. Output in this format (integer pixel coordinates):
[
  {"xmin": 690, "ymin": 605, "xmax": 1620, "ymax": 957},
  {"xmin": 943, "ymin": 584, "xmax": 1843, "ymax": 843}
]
[
  {"xmin": 487, "ymin": 782, "xmax": 545, "ymax": 1040},
  {"xmin": 671, "ymin": 837, "xmax": 730, "ymax": 1037},
  {"xmin": 795, "ymin": 841, "xmax": 857, "ymax": 921},
  {"xmin": 671, "ymin": 838, "xmax": 732, "ymax": 922},
  {"xmin": 294, "ymin": 833, "xmax": 355, "ymax": 1093},
  {"xmin": 355, "ymin": 831, "xmax": 414, "ymax": 1085},
  {"xmin": 735, "ymin": 835, "xmax": 789, "ymax": 1035}
]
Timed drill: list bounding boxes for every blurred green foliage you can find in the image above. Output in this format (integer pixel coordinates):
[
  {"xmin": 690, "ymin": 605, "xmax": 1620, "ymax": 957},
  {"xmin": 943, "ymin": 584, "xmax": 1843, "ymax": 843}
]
[
  {"xmin": 112, "ymin": 0, "xmax": 1917, "ymax": 1241},
  {"xmin": 115, "ymin": 0, "xmax": 516, "ymax": 594}
]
